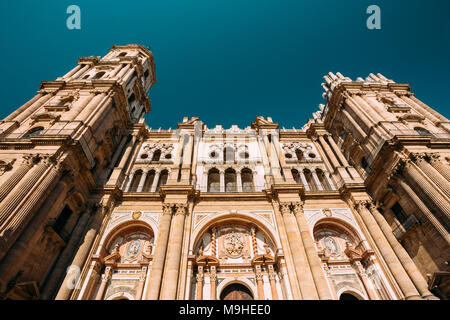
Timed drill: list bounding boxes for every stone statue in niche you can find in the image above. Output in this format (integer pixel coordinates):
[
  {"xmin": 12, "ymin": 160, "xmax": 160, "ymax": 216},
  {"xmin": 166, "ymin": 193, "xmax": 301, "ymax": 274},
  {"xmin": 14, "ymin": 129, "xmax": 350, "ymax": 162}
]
[
  {"xmin": 324, "ymin": 236, "xmax": 338, "ymax": 254},
  {"xmin": 127, "ymin": 240, "xmax": 141, "ymax": 258}
]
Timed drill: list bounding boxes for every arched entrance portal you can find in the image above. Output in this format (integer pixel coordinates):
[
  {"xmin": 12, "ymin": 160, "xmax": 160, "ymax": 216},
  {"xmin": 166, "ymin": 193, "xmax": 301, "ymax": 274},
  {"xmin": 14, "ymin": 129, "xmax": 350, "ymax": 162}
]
[
  {"xmin": 339, "ymin": 293, "xmax": 360, "ymax": 300},
  {"xmin": 220, "ymin": 283, "xmax": 254, "ymax": 300}
]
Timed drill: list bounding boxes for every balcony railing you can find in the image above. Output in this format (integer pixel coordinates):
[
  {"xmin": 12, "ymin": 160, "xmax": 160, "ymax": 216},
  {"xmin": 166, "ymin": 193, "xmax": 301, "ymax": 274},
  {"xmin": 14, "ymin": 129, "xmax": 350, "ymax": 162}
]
[{"xmin": 196, "ymin": 183, "xmax": 268, "ymax": 193}]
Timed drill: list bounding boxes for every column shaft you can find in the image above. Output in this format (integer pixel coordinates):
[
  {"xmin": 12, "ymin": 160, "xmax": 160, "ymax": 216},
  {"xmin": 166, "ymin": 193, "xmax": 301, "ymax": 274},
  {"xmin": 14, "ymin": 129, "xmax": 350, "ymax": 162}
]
[
  {"xmin": 159, "ymin": 206, "xmax": 187, "ymax": 299},
  {"xmin": 294, "ymin": 205, "xmax": 332, "ymax": 299},
  {"xmin": 0, "ymin": 160, "xmax": 33, "ymax": 203},
  {"xmin": 367, "ymin": 204, "xmax": 436, "ymax": 299},
  {"xmin": 397, "ymin": 179, "xmax": 450, "ymax": 244},
  {"xmin": 145, "ymin": 207, "xmax": 173, "ymax": 299},
  {"xmin": 280, "ymin": 205, "xmax": 318, "ymax": 299},
  {"xmin": 405, "ymin": 164, "xmax": 450, "ymax": 220},
  {"xmin": 355, "ymin": 202, "xmax": 421, "ymax": 299},
  {"xmin": 55, "ymin": 207, "xmax": 105, "ymax": 300}
]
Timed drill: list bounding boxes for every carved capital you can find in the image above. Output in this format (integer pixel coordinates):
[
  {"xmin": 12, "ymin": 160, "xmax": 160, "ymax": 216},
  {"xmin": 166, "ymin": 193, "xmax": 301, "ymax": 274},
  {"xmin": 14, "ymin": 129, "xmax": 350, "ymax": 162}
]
[
  {"xmin": 255, "ymin": 272, "xmax": 263, "ymax": 281},
  {"xmin": 174, "ymin": 203, "xmax": 188, "ymax": 216},
  {"xmin": 292, "ymin": 201, "xmax": 304, "ymax": 215},
  {"xmin": 268, "ymin": 272, "xmax": 277, "ymax": 281},
  {"xmin": 196, "ymin": 273, "xmax": 204, "ymax": 282},
  {"xmin": 162, "ymin": 203, "xmax": 173, "ymax": 216},
  {"xmin": 279, "ymin": 202, "xmax": 291, "ymax": 215}
]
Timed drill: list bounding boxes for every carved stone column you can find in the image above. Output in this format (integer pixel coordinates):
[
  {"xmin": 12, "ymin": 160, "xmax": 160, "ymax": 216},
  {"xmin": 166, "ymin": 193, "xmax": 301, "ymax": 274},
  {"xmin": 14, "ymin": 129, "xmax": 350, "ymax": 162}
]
[
  {"xmin": 145, "ymin": 204, "xmax": 173, "ymax": 299},
  {"xmin": 395, "ymin": 178, "xmax": 450, "ymax": 245},
  {"xmin": 41, "ymin": 206, "xmax": 93, "ymax": 299},
  {"xmin": 279, "ymin": 202, "xmax": 318, "ymax": 299},
  {"xmin": 137, "ymin": 169, "xmax": 149, "ymax": 192},
  {"xmin": 292, "ymin": 202, "xmax": 332, "ymax": 300},
  {"xmin": 367, "ymin": 202, "xmax": 437, "ymax": 299},
  {"xmin": 354, "ymin": 262, "xmax": 378, "ymax": 300},
  {"xmin": 268, "ymin": 267, "xmax": 279, "ymax": 300},
  {"xmin": 55, "ymin": 205, "xmax": 109, "ymax": 300},
  {"xmin": 2, "ymin": 157, "xmax": 63, "ymax": 240},
  {"xmin": 354, "ymin": 201, "xmax": 421, "ymax": 300},
  {"xmin": 219, "ymin": 170, "xmax": 225, "ymax": 192},
  {"xmin": 95, "ymin": 267, "xmax": 112, "ymax": 300},
  {"xmin": 135, "ymin": 267, "xmax": 148, "ymax": 300},
  {"xmin": 195, "ymin": 267, "xmax": 204, "ymax": 300},
  {"xmin": 318, "ymin": 135, "xmax": 340, "ymax": 169},
  {"xmin": 236, "ymin": 171, "xmax": 243, "ymax": 192},
  {"xmin": 413, "ymin": 154, "xmax": 450, "ymax": 198},
  {"xmin": 404, "ymin": 159, "xmax": 450, "ymax": 221},
  {"xmin": 0, "ymin": 155, "xmax": 49, "ymax": 228},
  {"xmin": 428, "ymin": 154, "xmax": 450, "ymax": 182},
  {"xmin": 209, "ymin": 268, "xmax": 217, "ymax": 300},
  {"xmin": 255, "ymin": 269, "xmax": 265, "ymax": 300},
  {"xmin": 150, "ymin": 170, "xmax": 161, "ymax": 192},
  {"xmin": 0, "ymin": 155, "xmax": 35, "ymax": 203},
  {"xmin": 160, "ymin": 203, "xmax": 188, "ymax": 299}
]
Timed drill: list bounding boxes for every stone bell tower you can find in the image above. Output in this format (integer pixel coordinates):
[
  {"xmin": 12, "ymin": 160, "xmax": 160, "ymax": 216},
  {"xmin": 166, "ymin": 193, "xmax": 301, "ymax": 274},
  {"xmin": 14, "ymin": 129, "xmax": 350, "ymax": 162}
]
[
  {"xmin": 318, "ymin": 72, "xmax": 450, "ymax": 298},
  {"xmin": 0, "ymin": 44, "xmax": 156, "ymax": 299}
]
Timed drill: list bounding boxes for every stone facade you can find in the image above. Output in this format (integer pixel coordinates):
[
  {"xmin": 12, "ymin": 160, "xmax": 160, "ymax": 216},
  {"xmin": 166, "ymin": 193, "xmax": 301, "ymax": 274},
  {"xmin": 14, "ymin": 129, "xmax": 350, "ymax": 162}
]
[{"xmin": 0, "ymin": 46, "xmax": 448, "ymax": 300}]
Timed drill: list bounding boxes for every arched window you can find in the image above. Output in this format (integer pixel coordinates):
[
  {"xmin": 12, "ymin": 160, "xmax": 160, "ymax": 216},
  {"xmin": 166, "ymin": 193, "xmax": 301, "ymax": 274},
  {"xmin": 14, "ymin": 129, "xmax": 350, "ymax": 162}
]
[
  {"xmin": 225, "ymin": 168, "xmax": 237, "ymax": 192},
  {"xmin": 143, "ymin": 170, "xmax": 155, "ymax": 192},
  {"xmin": 303, "ymin": 169, "xmax": 317, "ymax": 191},
  {"xmin": 316, "ymin": 169, "xmax": 331, "ymax": 190},
  {"xmin": 22, "ymin": 127, "xmax": 44, "ymax": 139},
  {"xmin": 223, "ymin": 147, "xmax": 235, "ymax": 164},
  {"xmin": 291, "ymin": 169, "xmax": 301, "ymax": 184},
  {"xmin": 207, "ymin": 168, "xmax": 220, "ymax": 192},
  {"xmin": 241, "ymin": 168, "xmax": 254, "ymax": 192},
  {"xmin": 129, "ymin": 170, "xmax": 143, "ymax": 192},
  {"xmin": 414, "ymin": 127, "xmax": 431, "ymax": 136},
  {"xmin": 128, "ymin": 93, "xmax": 136, "ymax": 105},
  {"xmin": 156, "ymin": 170, "xmax": 168, "ymax": 191},
  {"xmin": 93, "ymin": 71, "xmax": 105, "ymax": 79},
  {"xmin": 53, "ymin": 205, "xmax": 73, "ymax": 240},
  {"xmin": 118, "ymin": 52, "xmax": 127, "ymax": 57},
  {"xmin": 295, "ymin": 149, "xmax": 303, "ymax": 161},
  {"xmin": 152, "ymin": 149, "xmax": 161, "ymax": 162}
]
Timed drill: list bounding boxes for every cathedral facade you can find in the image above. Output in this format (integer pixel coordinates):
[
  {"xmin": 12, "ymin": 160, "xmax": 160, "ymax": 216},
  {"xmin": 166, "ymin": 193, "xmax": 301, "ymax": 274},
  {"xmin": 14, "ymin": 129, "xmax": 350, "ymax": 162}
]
[{"xmin": 0, "ymin": 45, "xmax": 448, "ymax": 300}]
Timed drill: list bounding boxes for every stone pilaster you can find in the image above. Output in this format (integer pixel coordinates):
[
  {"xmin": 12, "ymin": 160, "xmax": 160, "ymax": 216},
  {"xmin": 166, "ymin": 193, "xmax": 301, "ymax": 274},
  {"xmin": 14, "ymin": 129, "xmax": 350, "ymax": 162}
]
[
  {"xmin": 353, "ymin": 200, "xmax": 421, "ymax": 300},
  {"xmin": 160, "ymin": 203, "xmax": 188, "ymax": 299},
  {"xmin": 367, "ymin": 202, "xmax": 437, "ymax": 299},
  {"xmin": 55, "ymin": 204, "xmax": 109, "ymax": 300},
  {"xmin": 145, "ymin": 203, "xmax": 173, "ymax": 299},
  {"xmin": 279, "ymin": 202, "xmax": 318, "ymax": 299},
  {"xmin": 292, "ymin": 202, "xmax": 332, "ymax": 300}
]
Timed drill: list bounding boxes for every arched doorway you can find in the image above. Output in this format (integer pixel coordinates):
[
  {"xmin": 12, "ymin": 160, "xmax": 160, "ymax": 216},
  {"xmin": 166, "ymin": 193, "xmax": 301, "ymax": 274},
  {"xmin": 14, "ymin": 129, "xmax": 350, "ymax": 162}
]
[
  {"xmin": 220, "ymin": 283, "xmax": 254, "ymax": 300},
  {"xmin": 340, "ymin": 293, "xmax": 360, "ymax": 300}
]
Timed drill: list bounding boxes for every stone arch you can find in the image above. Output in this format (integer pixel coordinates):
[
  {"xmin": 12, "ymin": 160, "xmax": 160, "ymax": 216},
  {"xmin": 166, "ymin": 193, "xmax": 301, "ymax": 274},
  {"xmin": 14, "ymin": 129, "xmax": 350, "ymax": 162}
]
[
  {"xmin": 312, "ymin": 217, "xmax": 362, "ymax": 246},
  {"xmin": 216, "ymin": 278, "xmax": 257, "ymax": 300},
  {"xmin": 100, "ymin": 220, "xmax": 155, "ymax": 257},
  {"xmin": 191, "ymin": 211, "xmax": 281, "ymax": 252},
  {"xmin": 106, "ymin": 291, "xmax": 135, "ymax": 300},
  {"xmin": 336, "ymin": 287, "xmax": 366, "ymax": 300}
]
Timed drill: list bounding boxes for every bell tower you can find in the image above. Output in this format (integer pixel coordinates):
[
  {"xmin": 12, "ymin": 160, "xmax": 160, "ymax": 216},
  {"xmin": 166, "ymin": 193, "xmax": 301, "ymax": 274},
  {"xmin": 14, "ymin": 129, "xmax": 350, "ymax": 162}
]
[{"xmin": 0, "ymin": 44, "xmax": 156, "ymax": 299}]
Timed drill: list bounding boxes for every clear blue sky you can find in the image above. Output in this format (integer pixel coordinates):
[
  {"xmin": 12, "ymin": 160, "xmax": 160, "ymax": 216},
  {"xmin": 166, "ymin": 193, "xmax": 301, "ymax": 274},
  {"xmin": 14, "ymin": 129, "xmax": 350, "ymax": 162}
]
[{"xmin": 0, "ymin": 0, "xmax": 449, "ymax": 129}]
